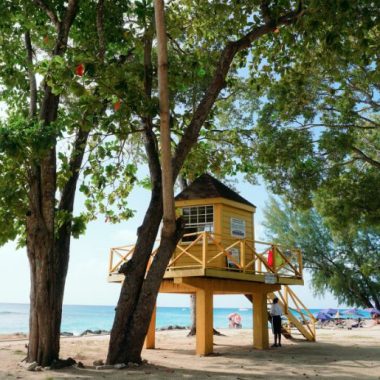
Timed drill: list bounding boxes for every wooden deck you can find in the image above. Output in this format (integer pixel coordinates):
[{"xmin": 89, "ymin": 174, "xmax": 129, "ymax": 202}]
[
  {"xmin": 107, "ymin": 232, "xmax": 315, "ymax": 353},
  {"xmin": 107, "ymin": 231, "xmax": 304, "ymax": 286}
]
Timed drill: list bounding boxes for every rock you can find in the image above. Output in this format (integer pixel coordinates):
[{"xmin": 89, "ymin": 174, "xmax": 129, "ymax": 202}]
[
  {"xmin": 114, "ymin": 363, "xmax": 126, "ymax": 369},
  {"xmin": 127, "ymin": 362, "xmax": 140, "ymax": 367},
  {"xmin": 96, "ymin": 365, "xmax": 114, "ymax": 370},
  {"xmin": 158, "ymin": 325, "xmax": 187, "ymax": 331},
  {"xmin": 76, "ymin": 362, "xmax": 85, "ymax": 369},
  {"xmin": 50, "ymin": 357, "xmax": 76, "ymax": 369},
  {"xmin": 61, "ymin": 332, "xmax": 74, "ymax": 337},
  {"xmin": 26, "ymin": 362, "xmax": 38, "ymax": 371},
  {"xmin": 142, "ymin": 359, "xmax": 148, "ymax": 364},
  {"xmin": 34, "ymin": 366, "xmax": 43, "ymax": 372},
  {"xmin": 93, "ymin": 359, "xmax": 104, "ymax": 366},
  {"xmin": 80, "ymin": 329, "xmax": 109, "ymax": 336},
  {"xmin": 80, "ymin": 329, "xmax": 93, "ymax": 336}
]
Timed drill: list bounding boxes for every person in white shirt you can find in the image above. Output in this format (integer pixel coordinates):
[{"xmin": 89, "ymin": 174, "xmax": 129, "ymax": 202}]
[{"xmin": 270, "ymin": 298, "xmax": 283, "ymax": 347}]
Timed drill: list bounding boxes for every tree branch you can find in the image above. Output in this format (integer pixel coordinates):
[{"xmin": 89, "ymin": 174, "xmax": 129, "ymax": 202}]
[
  {"xmin": 260, "ymin": 1, "xmax": 273, "ymax": 25},
  {"xmin": 173, "ymin": 3, "xmax": 304, "ymax": 178},
  {"xmin": 351, "ymin": 146, "xmax": 380, "ymax": 169},
  {"xmin": 96, "ymin": 0, "xmax": 106, "ymax": 62},
  {"xmin": 141, "ymin": 26, "xmax": 162, "ymax": 187},
  {"xmin": 58, "ymin": 0, "xmax": 79, "ymax": 52},
  {"xmin": 58, "ymin": 128, "xmax": 89, "ymax": 213},
  {"xmin": 24, "ymin": 31, "xmax": 38, "ymax": 118},
  {"xmin": 33, "ymin": 0, "xmax": 59, "ymax": 28}
]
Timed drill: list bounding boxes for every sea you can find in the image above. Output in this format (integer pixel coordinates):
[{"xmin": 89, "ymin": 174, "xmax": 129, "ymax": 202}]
[{"xmin": 0, "ymin": 303, "xmax": 372, "ymax": 335}]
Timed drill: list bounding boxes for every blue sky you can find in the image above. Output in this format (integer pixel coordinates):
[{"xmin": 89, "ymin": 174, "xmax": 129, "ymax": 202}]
[{"xmin": 0, "ymin": 174, "xmax": 344, "ymax": 309}]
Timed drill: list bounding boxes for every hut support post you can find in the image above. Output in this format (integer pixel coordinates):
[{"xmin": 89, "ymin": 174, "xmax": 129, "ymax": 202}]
[
  {"xmin": 196, "ymin": 288, "xmax": 213, "ymax": 355},
  {"xmin": 252, "ymin": 291, "xmax": 269, "ymax": 349},
  {"xmin": 144, "ymin": 304, "xmax": 156, "ymax": 349}
]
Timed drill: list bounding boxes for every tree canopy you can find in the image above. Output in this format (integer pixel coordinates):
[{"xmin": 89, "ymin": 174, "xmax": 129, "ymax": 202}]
[{"xmin": 247, "ymin": 4, "xmax": 380, "ymax": 232}]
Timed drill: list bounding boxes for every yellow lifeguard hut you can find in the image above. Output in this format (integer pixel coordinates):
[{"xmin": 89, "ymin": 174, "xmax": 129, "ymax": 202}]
[{"xmin": 108, "ymin": 174, "xmax": 316, "ymax": 355}]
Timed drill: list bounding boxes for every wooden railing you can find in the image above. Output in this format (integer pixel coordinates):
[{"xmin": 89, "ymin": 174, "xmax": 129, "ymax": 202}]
[{"xmin": 109, "ymin": 231, "xmax": 303, "ymax": 280}]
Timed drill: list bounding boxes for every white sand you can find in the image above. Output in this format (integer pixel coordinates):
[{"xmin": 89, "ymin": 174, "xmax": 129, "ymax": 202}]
[{"xmin": 1, "ymin": 326, "xmax": 380, "ymax": 379}]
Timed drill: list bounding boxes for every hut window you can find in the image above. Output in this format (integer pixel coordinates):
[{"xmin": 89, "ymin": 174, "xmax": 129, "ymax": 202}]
[{"xmin": 181, "ymin": 205, "xmax": 213, "ymax": 242}]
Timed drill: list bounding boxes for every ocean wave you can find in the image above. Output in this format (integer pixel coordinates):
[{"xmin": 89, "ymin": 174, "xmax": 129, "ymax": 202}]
[{"xmin": 0, "ymin": 311, "xmax": 25, "ymax": 315}]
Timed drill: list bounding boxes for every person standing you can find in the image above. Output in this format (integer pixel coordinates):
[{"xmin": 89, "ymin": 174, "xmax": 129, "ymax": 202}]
[{"xmin": 270, "ymin": 297, "xmax": 283, "ymax": 347}]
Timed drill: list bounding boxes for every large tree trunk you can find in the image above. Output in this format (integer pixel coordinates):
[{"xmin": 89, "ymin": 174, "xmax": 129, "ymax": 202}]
[
  {"xmin": 27, "ymin": 218, "xmax": 62, "ymax": 365},
  {"xmin": 24, "ymin": 1, "xmax": 79, "ymax": 365},
  {"xmin": 26, "ymin": 129, "xmax": 88, "ymax": 366},
  {"xmin": 109, "ymin": 219, "xmax": 184, "ymax": 364},
  {"xmin": 107, "ymin": 182, "xmax": 164, "ymax": 364},
  {"xmin": 26, "ymin": 228, "xmax": 72, "ymax": 365}
]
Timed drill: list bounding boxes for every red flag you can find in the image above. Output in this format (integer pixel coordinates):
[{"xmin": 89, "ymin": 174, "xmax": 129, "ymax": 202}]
[{"xmin": 268, "ymin": 249, "xmax": 274, "ymax": 267}]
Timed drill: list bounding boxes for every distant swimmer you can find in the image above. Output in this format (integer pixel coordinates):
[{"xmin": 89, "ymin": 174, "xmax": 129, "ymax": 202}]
[{"xmin": 228, "ymin": 312, "xmax": 242, "ymax": 328}]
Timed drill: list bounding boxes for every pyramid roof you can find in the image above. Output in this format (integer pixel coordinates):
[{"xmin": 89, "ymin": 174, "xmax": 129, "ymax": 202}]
[{"xmin": 175, "ymin": 174, "xmax": 255, "ymax": 208}]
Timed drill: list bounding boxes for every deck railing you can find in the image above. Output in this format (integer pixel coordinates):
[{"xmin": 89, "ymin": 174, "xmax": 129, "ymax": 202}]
[{"xmin": 109, "ymin": 231, "xmax": 303, "ymax": 280}]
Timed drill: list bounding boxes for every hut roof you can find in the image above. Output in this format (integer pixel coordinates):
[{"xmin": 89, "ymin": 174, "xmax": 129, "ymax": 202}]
[{"xmin": 175, "ymin": 174, "xmax": 255, "ymax": 208}]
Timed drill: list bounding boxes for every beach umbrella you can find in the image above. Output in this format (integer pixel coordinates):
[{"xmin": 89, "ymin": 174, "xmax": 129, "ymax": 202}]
[
  {"xmin": 365, "ymin": 308, "xmax": 380, "ymax": 315},
  {"xmin": 343, "ymin": 308, "xmax": 365, "ymax": 317},
  {"xmin": 321, "ymin": 308, "xmax": 337, "ymax": 315},
  {"xmin": 316, "ymin": 312, "xmax": 332, "ymax": 321}
]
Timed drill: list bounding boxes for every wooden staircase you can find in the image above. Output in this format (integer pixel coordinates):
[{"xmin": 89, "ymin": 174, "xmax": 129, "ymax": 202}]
[
  {"xmin": 246, "ymin": 285, "xmax": 316, "ymax": 342},
  {"xmin": 268, "ymin": 285, "xmax": 316, "ymax": 342}
]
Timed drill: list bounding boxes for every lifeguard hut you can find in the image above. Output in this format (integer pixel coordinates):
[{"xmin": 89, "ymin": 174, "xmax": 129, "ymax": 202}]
[{"xmin": 108, "ymin": 174, "xmax": 316, "ymax": 355}]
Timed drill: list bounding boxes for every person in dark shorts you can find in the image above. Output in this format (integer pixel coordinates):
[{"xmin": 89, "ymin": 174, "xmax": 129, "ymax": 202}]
[{"xmin": 270, "ymin": 297, "xmax": 283, "ymax": 347}]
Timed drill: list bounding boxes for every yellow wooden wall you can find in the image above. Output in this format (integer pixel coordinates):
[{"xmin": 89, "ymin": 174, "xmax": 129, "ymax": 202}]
[
  {"xmin": 171, "ymin": 200, "xmax": 255, "ymax": 270},
  {"xmin": 220, "ymin": 204, "xmax": 254, "ymax": 270}
]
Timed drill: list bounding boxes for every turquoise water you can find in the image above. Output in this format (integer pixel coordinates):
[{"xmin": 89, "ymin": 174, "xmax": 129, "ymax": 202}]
[
  {"xmin": 0, "ymin": 303, "xmax": 252, "ymax": 334},
  {"xmin": 0, "ymin": 303, "xmax": 371, "ymax": 335}
]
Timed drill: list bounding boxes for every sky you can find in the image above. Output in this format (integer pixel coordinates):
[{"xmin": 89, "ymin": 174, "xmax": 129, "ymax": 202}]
[{"xmin": 0, "ymin": 174, "xmax": 344, "ymax": 309}]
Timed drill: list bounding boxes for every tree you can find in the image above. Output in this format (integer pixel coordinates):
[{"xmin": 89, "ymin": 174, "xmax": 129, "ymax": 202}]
[
  {"xmin": 106, "ymin": 0, "xmax": 378, "ymax": 365},
  {"xmin": 248, "ymin": 7, "xmax": 380, "ymax": 232},
  {"xmin": 263, "ymin": 197, "xmax": 380, "ymax": 309},
  {"xmin": 106, "ymin": 0, "xmax": 311, "ymax": 364},
  {"xmin": 0, "ymin": 0, "xmax": 137, "ymax": 365},
  {"xmin": 0, "ymin": 1, "xmax": 80, "ymax": 366}
]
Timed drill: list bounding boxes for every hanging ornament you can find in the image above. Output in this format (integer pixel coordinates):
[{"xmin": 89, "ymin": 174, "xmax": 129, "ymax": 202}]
[
  {"xmin": 114, "ymin": 100, "xmax": 122, "ymax": 111},
  {"xmin": 75, "ymin": 63, "xmax": 85, "ymax": 76}
]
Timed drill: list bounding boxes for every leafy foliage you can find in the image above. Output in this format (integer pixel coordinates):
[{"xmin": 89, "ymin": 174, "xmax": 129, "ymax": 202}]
[
  {"xmin": 263, "ymin": 197, "xmax": 380, "ymax": 309},
  {"xmin": 249, "ymin": 22, "xmax": 380, "ymax": 231}
]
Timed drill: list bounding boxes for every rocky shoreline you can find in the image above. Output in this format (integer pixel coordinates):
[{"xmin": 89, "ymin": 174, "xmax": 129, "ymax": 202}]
[{"xmin": 60, "ymin": 325, "xmax": 189, "ymax": 337}]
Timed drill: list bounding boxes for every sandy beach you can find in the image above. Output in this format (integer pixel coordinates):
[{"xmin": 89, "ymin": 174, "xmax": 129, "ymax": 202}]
[{"xmin": 1, "ymin": 326, "xmax": 380, "ymax": 379}]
